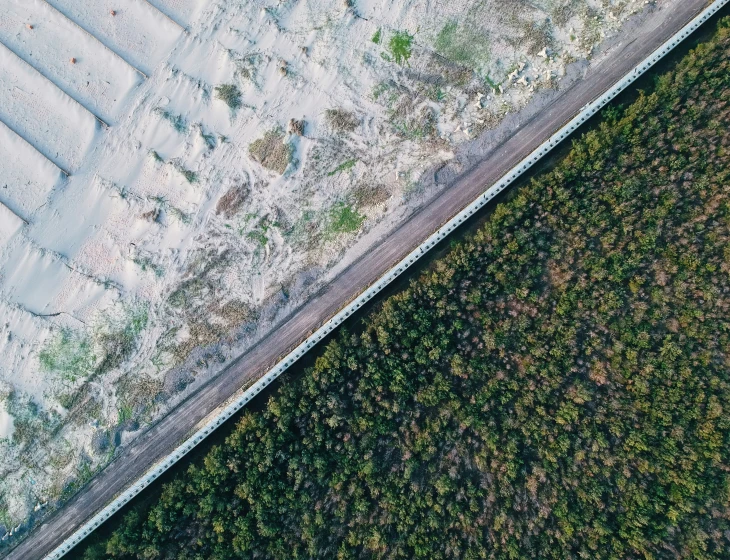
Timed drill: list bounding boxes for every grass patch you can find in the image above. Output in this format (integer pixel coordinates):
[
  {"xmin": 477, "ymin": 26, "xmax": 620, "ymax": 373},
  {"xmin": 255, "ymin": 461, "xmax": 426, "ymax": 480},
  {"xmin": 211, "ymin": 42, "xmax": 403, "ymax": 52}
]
[
  {"xmin": 148, "ymin": 196, "xmax": 191, "ymax": 224},
  {"xmin": 154, "ymin": 108, "xmax": 188, "ymax": 134},
  {"xmin": 173, "ymin": 163, "xmax": 198, "ymax": 184},
  {"xmin": 324, "ymin": 108, "xmax": 359, "ymax": 133},
  {"xmin": 6, "ymin": 390, "xmax": 62, "ymax": 447},
  {"xmin": 371, "ymin": 28, "xmax": 382, "ymax": 44},
  {"xmin": 327, "ymin": 159, "xmax": 357, "ymax": 176},
  {"xmin": 201, "ymin": 130, "xmax": 217, "ymax": 149},
  {"xmin": 216, "ymin": 184, "xmax": 249, "ymax": 218},
  {"xmin": 434, "ymin": 21, "xmax": 491, "ymax": 72},
  {"xmin": 519, "ymin": 17, "xmax": 554, "ymax": 56},
  {"xmin": 95, "ymin": 306, "xmax": 149, "ymax": 373},
  {"xmin": 326, "ymin": 202, "xmax": 365, "ymax": 236},
  {"xmin": 390, "ymin": 106, "xmax": 437, "ymax": 140},
  {"xmin": 350, "ymin": 183, "xmax": 390, "ymax": 207},
  {"xmin": 39, "ymin": 329, "xmax": 95, "ymax": 383},
  {"xmin": 39, "ymin": 306, "xmax": 149, "ymax": 383},
  {"xmin": 389, "ymin": 30, "xmax": 414, "ymax": 66},
  {"xmin": 117, "ymin": 404, "xmax": 134, "ymax": 424},
  {"xmin": 132, "ymin": 255, "xmax": 165, "ymax": 278},
  {"xmin": 246, "ymin": 216, "xmax": 275, "ymax": 247},
  {"xmin": 246, "ymin": 230, "xmax": 269, "ymax": 247},
  {"xmin": 214, "ymin": 84, "xmax": 242, "ymax": 110}
]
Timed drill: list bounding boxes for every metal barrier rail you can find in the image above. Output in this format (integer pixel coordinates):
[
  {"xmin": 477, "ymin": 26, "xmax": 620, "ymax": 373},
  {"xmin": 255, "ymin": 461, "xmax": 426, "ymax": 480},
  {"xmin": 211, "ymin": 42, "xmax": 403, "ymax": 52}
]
[{"xmin": 43, "ymin": 0, "xmax": 730, "ymax": 557}]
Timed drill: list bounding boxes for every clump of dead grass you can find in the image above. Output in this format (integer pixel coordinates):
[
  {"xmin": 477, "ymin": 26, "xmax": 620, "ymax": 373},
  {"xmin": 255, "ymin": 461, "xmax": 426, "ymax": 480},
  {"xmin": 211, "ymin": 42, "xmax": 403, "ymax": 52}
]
[
  {"xmin": 324, "ymin": 109, "xmax": 359, "ymax": 133},
  {"xmin": 216, "ymin": 181, "xmax": 250, "ymax": 218},
  {"xmin": 249, "ymin": 131, "xmax": 292, "ymax": 174},
  {"xmin": 518, "ymin": 18, "xmax": 554, "ymax": 56},
  {"xmin": 552, "ymin": 3, "xmax": 576, "ymax": 27},
  {"xmin": 288, "ymin": 118, "xmax": 305, "ymax": 136},
  {"xmin": 114, "ymin": 374, "xmax": 163, "ymax": 425},
  {"xmin": 351, "ymin": 183, "xmax": 390, "ymax": 207}
]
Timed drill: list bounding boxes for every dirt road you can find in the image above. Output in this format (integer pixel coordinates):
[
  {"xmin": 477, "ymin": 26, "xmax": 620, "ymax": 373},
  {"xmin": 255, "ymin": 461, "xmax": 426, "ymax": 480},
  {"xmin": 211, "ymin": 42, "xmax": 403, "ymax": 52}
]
[{"xmin": 4, "ymin": 1, "xmax": 712, "ymax": 558}]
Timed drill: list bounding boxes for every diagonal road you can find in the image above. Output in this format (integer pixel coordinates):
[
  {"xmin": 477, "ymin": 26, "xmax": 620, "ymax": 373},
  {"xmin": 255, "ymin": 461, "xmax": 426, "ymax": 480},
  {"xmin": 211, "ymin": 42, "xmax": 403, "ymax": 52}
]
[{"xmin": 3, "ymin": 0, "xmax": 714, "ymax": 557}]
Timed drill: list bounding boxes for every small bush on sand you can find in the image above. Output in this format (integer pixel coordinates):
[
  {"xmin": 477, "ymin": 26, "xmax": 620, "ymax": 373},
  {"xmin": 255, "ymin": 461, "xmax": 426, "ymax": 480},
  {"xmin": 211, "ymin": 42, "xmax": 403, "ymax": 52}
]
[
  {"xmin": 249, "ymin": 131, "xmax": 292, "ymax": 175},
  {"xmin": 215, "ymin": 84, "xmax": 242, "ymax": 110}
]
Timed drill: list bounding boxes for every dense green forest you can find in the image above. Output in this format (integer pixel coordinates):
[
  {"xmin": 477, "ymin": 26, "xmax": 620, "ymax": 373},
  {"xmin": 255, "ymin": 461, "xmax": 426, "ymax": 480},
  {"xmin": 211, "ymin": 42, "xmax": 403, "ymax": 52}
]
[{"xmin": 76, "ymin": 18, "xmax": 730, "ymax": 560}]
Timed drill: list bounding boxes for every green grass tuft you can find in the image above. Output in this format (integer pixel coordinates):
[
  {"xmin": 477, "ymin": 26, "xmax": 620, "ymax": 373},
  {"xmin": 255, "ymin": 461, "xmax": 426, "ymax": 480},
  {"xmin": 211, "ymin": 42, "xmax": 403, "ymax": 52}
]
[
  {"xmin": 154, "ymin": 109, "xmax": 188, "ymax": 134},
  {"xmin": 215, "ymin": 84, "xmax": 242, "ymax": 110},
  {"xmin": 389, "ymin": 30, "xmax": 414, "ymax": 66},
  {"xmin": 173, "ymin": 163, "xmax": 198, "ymax": 184},
  {"xmin": 327, "ymin": 159, "xmax": 358, "ymax": 176},
  {"xmin": 326, "ymin": 203, "xmax": 365, "ymax": 236}
]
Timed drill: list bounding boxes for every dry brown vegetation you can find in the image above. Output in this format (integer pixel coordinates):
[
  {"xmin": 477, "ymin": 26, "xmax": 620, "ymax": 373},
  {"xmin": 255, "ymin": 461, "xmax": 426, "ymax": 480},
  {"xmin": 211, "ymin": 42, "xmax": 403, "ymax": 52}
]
[
  {"xmin": 249, "ymin": 131, "xmax": 292, "ymax": 174},
  {"xmin": 215, "ymin": 182, "xmax": 249, "ymax": 218},
  {"xmin": 324, "ymin": 108, "xmax": 360, "ymax": 133}
]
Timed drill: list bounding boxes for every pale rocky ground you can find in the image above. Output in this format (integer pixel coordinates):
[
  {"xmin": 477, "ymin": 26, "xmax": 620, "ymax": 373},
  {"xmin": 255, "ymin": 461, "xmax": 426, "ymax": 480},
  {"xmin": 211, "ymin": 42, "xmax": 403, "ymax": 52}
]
[{"xmin": 0, "ymin": 0, "xmax": 668, "ymax": 542}]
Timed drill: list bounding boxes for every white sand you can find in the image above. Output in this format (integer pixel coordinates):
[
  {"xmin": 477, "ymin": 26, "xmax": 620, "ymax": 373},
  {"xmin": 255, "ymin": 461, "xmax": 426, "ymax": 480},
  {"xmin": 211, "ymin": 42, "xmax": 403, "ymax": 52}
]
[
  {"xmin": 0, "ymin": 408, "xmax": 14, "ymax": 441},
  {"xmin": 0, "ymin": 121, "xmax": 62, "ymax": 218},
  {"xmin": 43, "ymin": 0, "xmax": 182, "ymax": 76},
  {"xmin": 0, "ymin": 42, "xmax": 98, "ymax": 172},
  {"xmin": 0, "ymin": 0, "xmax": 143, "ymax": 122}
]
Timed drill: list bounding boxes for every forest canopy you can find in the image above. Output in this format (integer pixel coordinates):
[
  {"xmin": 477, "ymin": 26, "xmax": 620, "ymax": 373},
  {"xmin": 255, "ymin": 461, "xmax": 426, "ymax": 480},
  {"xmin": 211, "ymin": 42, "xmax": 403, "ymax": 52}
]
[{"xmin": 76, "ymin": 17, "xmax": 730, "ymax": 560}]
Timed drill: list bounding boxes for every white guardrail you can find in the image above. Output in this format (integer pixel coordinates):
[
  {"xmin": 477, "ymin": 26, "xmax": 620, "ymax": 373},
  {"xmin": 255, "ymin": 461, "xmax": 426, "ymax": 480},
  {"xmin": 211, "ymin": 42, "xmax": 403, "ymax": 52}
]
[{"xmin": 43, "ymin": 0, "xmax": 730, "ymax": 557}]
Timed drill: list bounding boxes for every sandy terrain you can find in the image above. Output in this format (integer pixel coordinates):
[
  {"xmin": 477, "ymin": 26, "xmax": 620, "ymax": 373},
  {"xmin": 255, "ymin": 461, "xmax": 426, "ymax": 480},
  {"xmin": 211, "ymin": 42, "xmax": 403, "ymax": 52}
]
[{"xmin": 0, "ymin": 0, "xmax": 672, "ymax": 543}]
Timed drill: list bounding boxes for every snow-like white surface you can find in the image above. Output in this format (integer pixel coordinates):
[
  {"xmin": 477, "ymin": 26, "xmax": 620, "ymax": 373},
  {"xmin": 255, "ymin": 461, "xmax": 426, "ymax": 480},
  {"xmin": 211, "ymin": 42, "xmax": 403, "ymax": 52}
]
[
  {"xmin": 0, "ymin": 42, "xmax": 98, "ymax": 172},
  {"xmin": 0, "ymin": 237, "xmax": 110, "ymax": 316},
  {"xmin": 0, "ymin": 0, "xmax": 144, "ymax": 122},
  {"xmin": 0, "ymin": 203, "xmax": 24, "ymax": 246},
  {"xmin": 0, "ymin": 407, "xmax": 14, "ymax": 441},
  {"xmin": 0, "ymin": 121, "xmax": 62, "ymax": 218},
  {"xmin": 0, "ymin": 0, "xmax": 667, "ymax": 538},
  {"xmin": 43, "ymin": 0, "xmax": 182, "ymax": 75}
]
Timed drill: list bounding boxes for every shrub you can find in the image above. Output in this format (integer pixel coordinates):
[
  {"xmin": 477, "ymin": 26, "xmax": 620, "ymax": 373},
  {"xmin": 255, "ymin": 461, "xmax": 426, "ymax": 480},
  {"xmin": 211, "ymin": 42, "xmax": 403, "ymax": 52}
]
[{"xmin": 214, "ymin": 84, "xmax": 242, "ymax": 110}]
